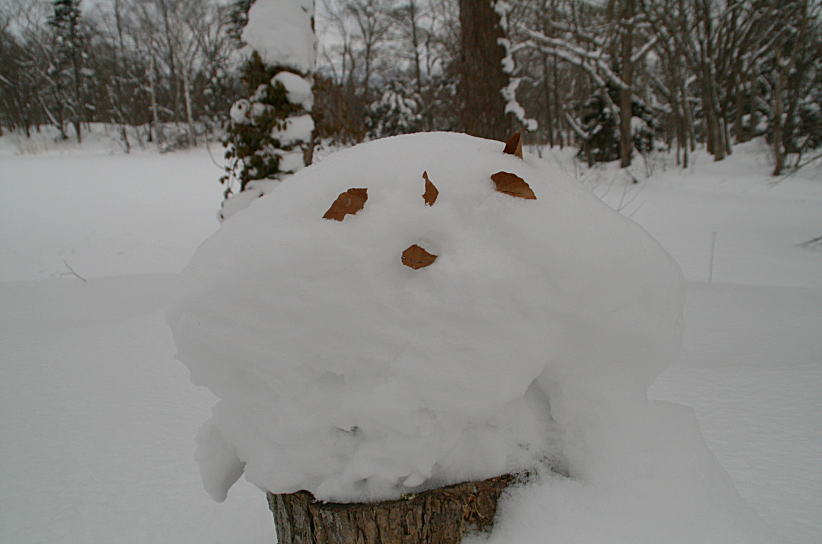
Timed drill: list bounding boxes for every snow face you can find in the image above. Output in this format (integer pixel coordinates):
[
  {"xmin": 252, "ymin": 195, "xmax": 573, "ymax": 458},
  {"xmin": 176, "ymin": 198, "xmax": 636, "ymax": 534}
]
[
  {"xmin": 169, "ymin": 132, "xmax": 685, "ymax": 504},
  {"xmin": 242, "ymin": 0, "xmax": 316, "ymax": 74}
]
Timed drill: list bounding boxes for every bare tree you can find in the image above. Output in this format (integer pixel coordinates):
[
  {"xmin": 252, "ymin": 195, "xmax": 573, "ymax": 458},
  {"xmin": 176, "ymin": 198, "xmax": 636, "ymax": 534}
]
[
  {"xmin": 770, "ymin": 0, "xmax": 814, "ymax": 175},
  {"xmin": 518, "ymin": 0, "xmax": 657, "ymax": 166}
]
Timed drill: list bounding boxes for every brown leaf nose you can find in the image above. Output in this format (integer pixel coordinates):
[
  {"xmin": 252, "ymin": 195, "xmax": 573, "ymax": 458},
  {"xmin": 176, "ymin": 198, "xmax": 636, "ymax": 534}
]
[
  {"xmin": 402, "ymin": 244, "xmax": 437, "ymax": 269},
  {"xmin": 323, "ymin": 188, "xmax": 368, "ymax": 221}
]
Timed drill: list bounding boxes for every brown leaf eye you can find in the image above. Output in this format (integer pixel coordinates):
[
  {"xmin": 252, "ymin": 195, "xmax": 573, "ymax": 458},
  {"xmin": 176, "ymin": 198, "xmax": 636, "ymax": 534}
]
[
  {"xmin": 503, "ymin": 132, "xmax": 523, "ymax": 159},
  {"xmin": 490, "ymin": 171, "xmax": 536, "ymax": 200},
  {"xmin": 402, "ymin": 244, "xmax": 437, "ymax": 269},
  {"xmin": 422, "ymin": 171, "xmax": 439, "ymax": 206},
  {"xmin": 323, "ymin": 188, "xmax": 368, "ymax": 221}
]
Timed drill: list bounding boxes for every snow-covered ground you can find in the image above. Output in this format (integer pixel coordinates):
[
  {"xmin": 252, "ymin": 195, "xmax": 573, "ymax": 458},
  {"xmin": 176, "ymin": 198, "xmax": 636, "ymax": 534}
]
[
  {"xmin": 1, "ymin": 135, "xmax": 820, "ymax": 543},
  {"xmin": 556, "ymin": 142, "xmax": 822, "ymax": 543},
  {"xmin": 0, "ymin": 132, "xmax": 223, "ymax": 282}
]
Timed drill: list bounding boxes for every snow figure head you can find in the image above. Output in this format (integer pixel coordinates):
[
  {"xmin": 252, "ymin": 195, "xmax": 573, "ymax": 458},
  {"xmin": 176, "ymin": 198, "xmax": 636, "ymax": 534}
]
[{"xmin": 168, "ymin": 132, "xmax": 683, "ymax": 503}]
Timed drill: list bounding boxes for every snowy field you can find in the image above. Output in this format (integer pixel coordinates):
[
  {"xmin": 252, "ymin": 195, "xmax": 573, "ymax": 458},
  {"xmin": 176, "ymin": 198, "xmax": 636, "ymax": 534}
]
[{"xmin": 1, "ymin": 135, "xmax": 820, "ymax": 543}]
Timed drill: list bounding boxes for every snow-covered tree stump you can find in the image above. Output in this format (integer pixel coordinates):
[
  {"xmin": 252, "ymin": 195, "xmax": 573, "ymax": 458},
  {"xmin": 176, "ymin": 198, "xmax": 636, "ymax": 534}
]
[{"xmin": 267, "ymin": 474, "xmax": 515, "ymax": 544}]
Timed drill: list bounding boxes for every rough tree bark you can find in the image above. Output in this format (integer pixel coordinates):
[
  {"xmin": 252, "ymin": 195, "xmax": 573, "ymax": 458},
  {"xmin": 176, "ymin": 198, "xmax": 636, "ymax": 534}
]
[
  {"xmin": 458, "ymin": 0, "xmax": 511, "ymax": 140},
  {"xmin": 268, "ymin": 474, "xmax": 517, "ymax": 544},
  {"xmin": 616, "ymin": 0, "xmax": 636, "ymax": 168},
  {"xmin": 148, "ymin": 57, "xmax": 163, "ymax": 147}
]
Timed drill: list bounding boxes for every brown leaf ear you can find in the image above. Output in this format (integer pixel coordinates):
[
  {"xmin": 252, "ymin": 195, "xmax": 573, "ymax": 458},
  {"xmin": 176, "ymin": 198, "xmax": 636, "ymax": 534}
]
[
  {"xmin": 422, "ymin": 171, "xmax": 439, "ymax": 206},
  {"xmin": 402, "ymin": 244, "xmax": 438, "ymax": 269},
  {"xmin": 503, "ymin": 132, "xmax": 523, "ymax": 159},
  {"xmin": 490, "ymin": 171, "xmax": 536, "ymax": 200},
  {"xmin": 323, "ymin": 188, "xmax": 368, "ymax": 221}
]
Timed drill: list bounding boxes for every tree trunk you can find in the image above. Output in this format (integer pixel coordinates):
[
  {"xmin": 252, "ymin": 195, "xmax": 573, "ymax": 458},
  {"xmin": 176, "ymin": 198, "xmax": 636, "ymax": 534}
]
[
  {"xmin": 733, "ymin": 81, "xmax": 745, "ymax": 143},
  {"xmin": 703, "ymin": 77, "xmax": 724, "ymax": 161},
  {"xmin": 617, "ymin": 0, "xmax": 635, "ymax": 168},
  {"xmin": 148, "ymin": 58, "xmax": 163, "ymax": 147},
  {"xmin": 408, "ymin": 0, "xmax": 422, "ymax": 97},
  {"xmin": 749, "ymin": 64, "xmax": 759, "ymax": 139},
  {"xmin": 458, "ymin": 0, "xmax": 511, "ymax": 140},
  {"xmin": 541, "ymin": 0, "xmax": 554, "ymax": 148},
  {"xmin": 720, "ymin": 103, "xmax": 732, "ymax": 157},
  {"xmin": 183, "ymin": 71, "xmax": 197, "ymax": 146},
  {"xmin": 159, "ymin": 0, "xmax": 181, "ymax": 125},
  {"xmin": 68, "ymin": 6, "xmax": 83, "ymax": 144},
  {"xmin": 771, "ymin": 57, "xmax": 785, "ymax": 176},
  {"xmin": 268, "ymin": 473, "xmax": 517, "ymax": 544}
]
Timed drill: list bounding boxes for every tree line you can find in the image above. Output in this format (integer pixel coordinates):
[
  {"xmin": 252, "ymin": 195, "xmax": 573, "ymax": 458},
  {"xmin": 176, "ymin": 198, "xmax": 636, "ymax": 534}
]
[
  {"xmin": 316, "ymin": 0, "xmax": 819, "ymax": 174},
  {"xmin": 0, "ymin": 0, "xmax": 239, "ymax": 151},
  {"xmin": 1, "ymin": 0, "xmax": 819, "ymax": 175}
]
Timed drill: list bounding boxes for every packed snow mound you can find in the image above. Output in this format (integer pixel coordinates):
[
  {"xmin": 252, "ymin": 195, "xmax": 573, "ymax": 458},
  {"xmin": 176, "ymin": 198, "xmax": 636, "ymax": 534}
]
[
  {"xmin": 170, "ymin": 132, "xmax": 684, "ymax": 503},
  {"xmin": 242, "ymin": 0, "xmax": 315, "ymax": 74}
]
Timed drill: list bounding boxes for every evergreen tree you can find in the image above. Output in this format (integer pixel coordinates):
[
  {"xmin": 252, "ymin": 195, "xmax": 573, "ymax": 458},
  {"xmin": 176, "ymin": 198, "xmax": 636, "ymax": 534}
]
[
  {"xmin": 577, "ymin": 83, "xmax": 656, "ymax": 166},
  {"xmin": 365, "ymin": 77, "xmax": 422, "ymax": 138},
  {"xmin": 221, "ymin": 52, "xmax": 305, "ymax": 192},
  {"xmin": 220, "ymin": 0, "xmax": 316, "ymax": 220}
]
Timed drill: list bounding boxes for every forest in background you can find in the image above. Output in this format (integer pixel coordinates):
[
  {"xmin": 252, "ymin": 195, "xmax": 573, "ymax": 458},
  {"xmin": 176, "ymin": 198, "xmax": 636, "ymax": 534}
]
[{"xmin": 0, "ymin": 0, "xmax": 819, "ymax": 174}]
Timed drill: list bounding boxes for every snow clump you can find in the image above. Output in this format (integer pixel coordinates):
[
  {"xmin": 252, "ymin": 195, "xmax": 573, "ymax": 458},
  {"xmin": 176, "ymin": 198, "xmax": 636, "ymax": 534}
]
[
  {"xmin": 271, "ymin": 114, "xmax": 314, "ymax": 147},
  {"xmin": 241, "ymin": 0, "xmax": 316, "ymax": 74},
  {"xmin": 170, "ymin": 133, "xmax": 771, "ymax": 542},
  {"xmin": 272, "ymin": 71, "xmax": 314, "ymax": 110}
]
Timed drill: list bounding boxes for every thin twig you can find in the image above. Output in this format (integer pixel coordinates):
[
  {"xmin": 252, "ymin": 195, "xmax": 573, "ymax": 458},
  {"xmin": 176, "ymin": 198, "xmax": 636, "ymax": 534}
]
[
  {"xmin": 798, "ymin": 235, "xmax": 822, "ymax": 250},
  {"xmin": 204, "ymin": 138, "xmax": 226, "ymax": 171},
  {"xmin": 62, "ymin": 259, "xmax": 87, "ymax": 283}
]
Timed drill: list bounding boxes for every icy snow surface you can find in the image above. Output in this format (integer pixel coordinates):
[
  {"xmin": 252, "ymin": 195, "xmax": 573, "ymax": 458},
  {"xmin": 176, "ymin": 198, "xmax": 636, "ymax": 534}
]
[
  {"xmin": 242, "ymin": 0, "xmax": 316, "ymax": 74},
  {"xmin": 0, "ymin": 144, "xmax": 221, "ymax": 282},
  {"xmin": 1, "ymin": 133, "xmax": 820, "ymax": 543}
]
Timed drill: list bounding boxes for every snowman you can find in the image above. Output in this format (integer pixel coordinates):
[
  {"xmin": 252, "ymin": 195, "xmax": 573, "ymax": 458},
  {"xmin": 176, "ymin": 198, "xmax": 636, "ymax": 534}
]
[{"xmin": 168, "ymin": 132, "xmax": 683, "ymax": 504}]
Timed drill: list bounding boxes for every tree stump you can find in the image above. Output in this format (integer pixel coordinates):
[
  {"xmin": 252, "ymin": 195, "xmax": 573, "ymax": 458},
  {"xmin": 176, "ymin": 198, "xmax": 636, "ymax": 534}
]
[{"xmin": 267, "ymin": 473, "xmax": 517, "ymax": 544}]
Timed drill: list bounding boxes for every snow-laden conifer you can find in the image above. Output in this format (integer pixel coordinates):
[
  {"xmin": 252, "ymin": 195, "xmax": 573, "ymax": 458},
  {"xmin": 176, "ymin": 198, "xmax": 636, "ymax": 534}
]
[{"xmin": 220, "ymin": 0, "xmax": 316, "ymax": 220}]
